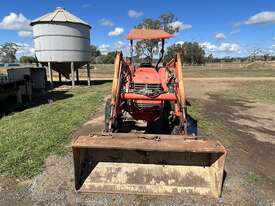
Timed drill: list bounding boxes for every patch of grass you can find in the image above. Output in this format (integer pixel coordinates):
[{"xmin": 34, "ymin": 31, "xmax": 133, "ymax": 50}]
[
  {"xmin": 89, "ymin": 64, "xmax": 275, "ymax": 79},
  {"xmin": 93, "ymin": 64, "xmax": 275, "ymax": 78},
  {"xmin": 188, "ymin": 100, "xmax": 233, "ymax": 147},
  {"xmin": 52, "ymin": 64, "xmax": 275, "ymax": 80},
  {"xmin": 184, "ymin": 68, "xmax": 275, "ymax": 78},
  {"xmin": 243, "ymin": 81, "xmax": 275, "ymax": 103},
  {"xmin": 210, "ymin": 81, "xmax": 275, "ymax": 104},
  {"xmin": 0, "ymin": 83, "xmax": 111, "ymax": 178},
  {"xmin": 91, "ymin": 64, "xmax": 114, "ymax": 78},
  {"xmin": 188, "ymin": 103, "xmax": 224, "ymax": 137},
  {"xmin": 247, "ymin": 171, "xmax": 275, "ymax": 185},
  {"xmin": 247, "ymin": 171, "xmax": 266, "ymax": 183}
]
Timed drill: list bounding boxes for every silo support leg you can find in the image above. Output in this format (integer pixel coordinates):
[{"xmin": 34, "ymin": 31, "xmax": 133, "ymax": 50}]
[
  {"xmin": 71, "ymin": 62, "xmax": 75, "ymax": 88},
  {"xmin": 48, "ymin": 62, "xmax": 53, "ymax": 88},
  {"xmin": 59, "ymin": 73, "xmax": 62, "ymax": 82},
  {"xmin": 76, "ymin": 69, "xmax": 79, "ymax": 83},
  {"xmin": 87, "ymin": 63, "xmax": 91, "ymax": 86}
]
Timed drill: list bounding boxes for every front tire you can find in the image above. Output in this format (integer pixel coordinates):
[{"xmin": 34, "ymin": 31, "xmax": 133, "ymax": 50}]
[
  {"xmin": 104, "ymin": 98, "xmax": 122, "ymax": 132},
  {"xmin": 171, "ymin": 125, "xmax": 182, "ymax": 135},
  {"xmin": 104, "ymin": 98, "xmax": 112, "ymax": 132}
]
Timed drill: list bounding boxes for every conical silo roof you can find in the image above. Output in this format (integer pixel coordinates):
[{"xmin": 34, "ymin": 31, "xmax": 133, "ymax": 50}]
[{"xmin": 30, "ymin": 7, "xmax": 91, "ymax": 28}]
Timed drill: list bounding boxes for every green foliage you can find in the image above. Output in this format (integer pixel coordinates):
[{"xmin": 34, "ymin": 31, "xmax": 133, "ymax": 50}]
[
  {"xmin": 90, "ymin": 45, "xmax": 101, "ymax": 64},
  {"xmin": 164, "ymin": 42, "xmax": 205, "ymax": 65},
  {"xmin": 102, "ymin": 52, "xmax": 116, "ymax": 64},
  {"xmin": 0, "ymin": 84, "xmax": 111, "ymax": 177},
  {"xmin": 135, "ymin": 12, "xmax": 178, "ymax": 60},
  {"xmin": 90, "ymin": 45, "xmax": 115, "ymax": 64},
  {"xmin": 159, "ymin": 13, "xmax": 180, "ymax": 33},
  {"xmin": 19, "ymin": 56, "xmax": 36, "ymax": 64},
  {"xmin": 0, "ymin": 43, "xmax": 18, "ymax": 63}
]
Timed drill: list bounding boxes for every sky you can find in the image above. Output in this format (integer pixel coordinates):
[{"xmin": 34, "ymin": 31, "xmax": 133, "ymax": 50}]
[{"xmin": 0, "ymin": 0, "xmax": 274, "ymax": 58}]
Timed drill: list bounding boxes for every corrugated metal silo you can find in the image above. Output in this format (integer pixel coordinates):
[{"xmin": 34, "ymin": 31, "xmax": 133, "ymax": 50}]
[{"xmin": 30, "ymin": 7, "xmax": 92, "ymax": 86}]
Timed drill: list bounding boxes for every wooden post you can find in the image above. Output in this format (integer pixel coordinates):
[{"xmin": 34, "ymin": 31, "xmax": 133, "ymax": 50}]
[
  {"xmin": 59, "ymin": 72, "xmax": 62, "ymax": 82},
  {"xmin": 76, "ymin": 69, "xmax": 79, "ymax": 83},
  {"xmin": 48, "ymin": 62, "xmax": 53, "ymax": 88},
  {"xmin": 87, "ymin": 63, "xmax": 91, "ymax": 86},
  {"xmin": 71, "ymin": 62, "xmax": 75, "ymax": 88}
]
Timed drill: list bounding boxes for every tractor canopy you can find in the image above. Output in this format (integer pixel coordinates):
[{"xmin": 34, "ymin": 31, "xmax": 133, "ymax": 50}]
[
  {"xmin": 127, "ymin": 29, "xmax": 173, "ymax": 68},
  {"xmin": 127, "ymin": 28, "xmax": 174, "ymax": 40}
]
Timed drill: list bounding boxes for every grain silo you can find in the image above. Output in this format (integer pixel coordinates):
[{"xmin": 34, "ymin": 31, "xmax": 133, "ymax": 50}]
[{"xmin": 30, "ymin": 7, "xmax": 91, "ymax": 87}]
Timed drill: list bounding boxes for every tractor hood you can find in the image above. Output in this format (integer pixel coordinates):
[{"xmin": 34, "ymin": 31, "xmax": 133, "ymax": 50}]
[{"xmin": 133, "ymin": 67, "xmax": 161, "ymax": 84}]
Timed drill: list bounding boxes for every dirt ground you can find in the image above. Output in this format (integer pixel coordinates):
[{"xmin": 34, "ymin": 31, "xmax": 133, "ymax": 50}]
[{"xmin": 1, "ymin": 79, "xmax": 275, "ymax": 206}]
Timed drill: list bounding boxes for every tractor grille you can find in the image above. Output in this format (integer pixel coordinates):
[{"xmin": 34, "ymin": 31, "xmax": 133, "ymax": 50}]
[
  {"xmin": 131, "ymin": 83, "xmax": 163, "ymax": 91},
  {"xmin": 129, "ymin": 83, "xmax": 163, "ymax": 96}
]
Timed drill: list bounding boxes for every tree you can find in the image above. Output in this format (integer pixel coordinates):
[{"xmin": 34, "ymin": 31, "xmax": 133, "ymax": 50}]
[
  {"xmin": 135, "ymin": 13, "xmax": 179, "ymax": 61},
  {"xmin": 248, "ymin": 47, "xmax": 262, "ymax": 62},
  {"xmin": 102, "ymin": 52, "xmax": 116, "ymax": 64},
  {"xmin": 263, "ymin": 53, "xmax": 270, "ymax": 61},
  {"xmin": 206, "ymin": 54, "xmax": 214, "ymax": 63},
  {"xmin": 164, "ymin": 42, "xmax": 205, "ymax": 65},
  {"xmin": 90, "ymin": 45, "xmax": 101, "ymax": 64},
  {"xmin": 159, "ymin": 13, "xmax": 180, "ymax": 33},
  {"xmin": 95, "ymin": 55, "xmax": 104, "ymax": 64},
  {"xmin": 19, "ymin": 56, "xmax": 36, "ymax": 64},
  {"xmin": 0, "ymin": 43, "xmax": 18, "ymax": 63}
]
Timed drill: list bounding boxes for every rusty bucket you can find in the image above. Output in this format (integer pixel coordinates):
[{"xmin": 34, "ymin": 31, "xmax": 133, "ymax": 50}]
[{"xmin": 72, "ymin": 133, "xmax": 227, "ymax": 198}]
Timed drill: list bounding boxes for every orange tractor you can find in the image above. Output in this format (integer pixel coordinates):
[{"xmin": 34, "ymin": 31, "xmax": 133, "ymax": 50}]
[
  {"xmin": 106, "ymin": 29, "xmax": 188, "ymax": 135},
  {"xmin": 72, "ymin": 29, "xmax": 227, "ymax": 198}
]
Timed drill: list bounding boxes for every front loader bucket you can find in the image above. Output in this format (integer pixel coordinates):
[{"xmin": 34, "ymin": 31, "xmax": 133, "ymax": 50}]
[{"xmin": 72, "ymin": 133, "xmax": 226, "ymax": 198}]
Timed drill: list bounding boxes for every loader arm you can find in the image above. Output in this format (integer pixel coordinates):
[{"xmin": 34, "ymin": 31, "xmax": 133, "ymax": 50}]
[
  {"xmin": 166, "ymin": 53, "xmax": 188, "ymax": 133},
  {"xmin": 166, "ymin": 53, "xmax": 186, "ymax": 107},
  {"xmin": 109, "ymin": 52, "xmax": 124, "ymax": 132}
]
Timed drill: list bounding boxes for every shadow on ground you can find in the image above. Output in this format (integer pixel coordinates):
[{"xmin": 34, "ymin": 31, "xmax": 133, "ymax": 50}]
[
  {"xmin": 118, "ymin": 113, "xmax": 197, "ymax": 135},
  {"xmin": 0, "ymin": 80, "xmax": 112, "ymax": 118},
  {"xmin": 53, "ymin": 79, "xmax": 112, "ymax": 87},
  {"xmin": 0, "ymin": 90, "xmax": 73, "ymax": 117}
]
